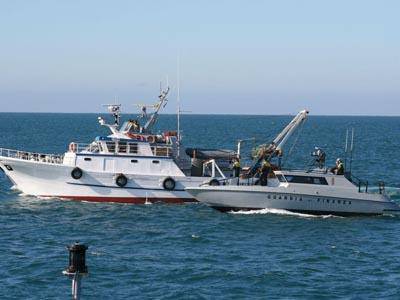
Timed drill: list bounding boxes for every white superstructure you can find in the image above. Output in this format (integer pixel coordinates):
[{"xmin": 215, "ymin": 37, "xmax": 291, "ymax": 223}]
[{"xmin": 0, "ymin": 87, "xmax": 235, "ymax": 204}]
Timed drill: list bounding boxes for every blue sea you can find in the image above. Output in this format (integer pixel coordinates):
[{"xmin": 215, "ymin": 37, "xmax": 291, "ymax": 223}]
[{"xmin": 1, "ymin": 113, "xmax": 400, "ymax": 299}]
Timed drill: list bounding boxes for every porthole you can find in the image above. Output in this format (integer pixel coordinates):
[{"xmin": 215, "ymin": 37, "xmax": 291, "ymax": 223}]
[
  {"xmin": 84, "ymin": 157, "xmax": 91, "ymax": 161},
  {"xmin": 131, "ymin": 159, "xmax": 138, "ymax": 163},
  {"xmin": 152, "ymin": 160, "xmax": 160, "ymax": 164}
]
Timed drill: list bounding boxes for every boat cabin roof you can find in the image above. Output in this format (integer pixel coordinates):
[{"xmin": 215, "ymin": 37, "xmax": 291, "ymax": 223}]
[{"xmin": 274, "ymin": 169, "xmax": 355, "ymax": 188}]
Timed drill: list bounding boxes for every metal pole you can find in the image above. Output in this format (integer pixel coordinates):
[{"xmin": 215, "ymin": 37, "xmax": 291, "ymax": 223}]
[
  {"xmin": 349, "ymin": 128, "xmax": 354, "ymax": 175},
  {"xmin": 177, "ymin": 55, "xmax": 181, "ymax": 158},
  {"xmin": 72, "ymin": 273, "xmax": 81, "ymax": 300},
  {"xmin": 344, "ymin": 129, "xmax": 348, "ymax": 169}
]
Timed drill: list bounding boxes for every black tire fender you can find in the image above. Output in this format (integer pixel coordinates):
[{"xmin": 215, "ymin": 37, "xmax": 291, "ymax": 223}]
[
  {"xmin": 71, "ymin": 167, "xmax": 83, "ymax": 180},
  {"xmin": 163, "ymin": 177, "xmax": 176, "ymax": 190},
  {"xmin": 116, "ymin": 174, "xmax": 128, "ymax": 187},
  {"xmin": 209, "ymin": 179, "xmax": 220, "ymax": 186}
]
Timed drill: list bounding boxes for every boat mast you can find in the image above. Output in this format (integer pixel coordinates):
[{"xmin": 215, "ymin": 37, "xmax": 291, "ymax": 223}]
[
  {"xmin": 177, "ymin": 55, "xmax": 181, "ymax": 158},
  {"xmin": 349, "ymin": 128, "xmax": 354, "ymax": 175}
]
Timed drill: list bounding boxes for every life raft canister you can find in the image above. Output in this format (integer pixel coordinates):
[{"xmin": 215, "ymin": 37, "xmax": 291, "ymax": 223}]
[
  {"xmin": 147, "ymin": 135, "xmax": 156, "ymax": 144},
  {"xmin": 69, "ymin": 142, "xmax": 77, "ymax": 153}
]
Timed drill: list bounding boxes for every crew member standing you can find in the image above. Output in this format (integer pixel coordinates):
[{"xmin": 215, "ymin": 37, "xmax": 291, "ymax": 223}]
[
  {"xmin": 259, "ymin": 160, "xmax": 271, "ymax": 186},
  {"xmin": 331, "ymin": 158, "xmax": 344, "ymax": 175},
  {"xmin": 232, "ymin": 157, "xmax": 241, "ymax": 178}
]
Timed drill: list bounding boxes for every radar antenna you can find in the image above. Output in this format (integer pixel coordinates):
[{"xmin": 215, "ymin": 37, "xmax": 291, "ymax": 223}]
[{"xmin": 97, "ymin": 103, "xmax": 122, "ymax": 135}]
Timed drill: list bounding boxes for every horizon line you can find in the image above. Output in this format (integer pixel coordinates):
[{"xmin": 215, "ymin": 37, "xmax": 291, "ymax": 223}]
[{"xmin": 0, "ymin": 111, "xmax": 399, "ymax": 117}]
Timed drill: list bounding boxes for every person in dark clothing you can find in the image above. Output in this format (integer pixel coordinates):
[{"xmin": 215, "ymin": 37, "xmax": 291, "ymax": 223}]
[
  {"xmin": 259, "ymin": 160, "xmax": 271, "ymax": 186},
  {"xmin": 331, "ymin": 158, "xmax": 344, "ymax": 175},
  {"xmin": 232, "ymin": 158, "xmax": 241, "ymax": 178}
]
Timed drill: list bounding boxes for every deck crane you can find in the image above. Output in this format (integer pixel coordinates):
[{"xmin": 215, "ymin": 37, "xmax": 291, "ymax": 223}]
[{"xmin": 246, "ymin": 110, "xmax": 309, "ymax": 176}]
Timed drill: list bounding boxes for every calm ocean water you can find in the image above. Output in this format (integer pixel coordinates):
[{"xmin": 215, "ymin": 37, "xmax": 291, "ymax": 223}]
[{"xmin": 1, "ymin": 113, "xmax": 400, "ymax": 299}]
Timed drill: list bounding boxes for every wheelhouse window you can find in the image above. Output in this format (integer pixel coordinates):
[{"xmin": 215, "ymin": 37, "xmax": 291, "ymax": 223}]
[
  {"xmin": 276, "ymin": 175, "xmax": 286, "ymax": 182},
  {"xmin": 128, "ymin": 143, "xmax": 138, "ymax": 154},
  {"xmin": 118, "ymin": 141, "xmax": 127, "ymax": 153},
  {"xmin": 284, "ymin": 175, "xmax": 328, "ymax": 185},
  {"xmin": 151, "ymin": 146, "xmax": 171, "ymax": 157},
  {"xmin": 105, "ymin": 141, "xmax": 116, "ymax": 153}
]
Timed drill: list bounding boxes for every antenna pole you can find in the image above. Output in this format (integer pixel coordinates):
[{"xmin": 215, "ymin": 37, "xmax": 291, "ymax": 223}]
[
  {"xmin": 177, "ymin": 55, "xmax": 181, "ymax": 158},
  {"xmin": 349, "ymin": 128, "xmax": 354, "ymax": 175},
  {"xmin": 344, "ymin": 129, "xmax": 349, "ymax": 169}
]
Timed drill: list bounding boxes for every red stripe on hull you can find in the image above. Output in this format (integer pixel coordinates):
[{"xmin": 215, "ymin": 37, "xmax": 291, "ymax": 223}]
[{"xmin": 40, "ymin": 195, "xmax": 197, "ymax": 204}]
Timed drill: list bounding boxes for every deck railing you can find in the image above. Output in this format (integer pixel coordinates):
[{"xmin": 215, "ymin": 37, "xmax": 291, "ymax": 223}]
[
  {"xmin": 0, "ymin": 148, "xmax": 63, "ymax": 164},
  {"xmin": 72, "ymin": 142, "xmax": 174, "ymax": 158}
]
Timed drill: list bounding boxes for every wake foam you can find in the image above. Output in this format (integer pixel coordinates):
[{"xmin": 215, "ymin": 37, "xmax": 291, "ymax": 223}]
[{"xmin": 229, "ymin": 208, "xmax": 340, "ymax": 218}]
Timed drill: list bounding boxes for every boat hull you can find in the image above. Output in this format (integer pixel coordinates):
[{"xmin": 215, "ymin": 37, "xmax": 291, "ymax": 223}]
[
  {"xmin": 0, "ymin": 157, "xmax": 204, "ymax": 204},
  {"xmin": 186, "ymin": 186, "xmax": 400, "ymax": 216}
]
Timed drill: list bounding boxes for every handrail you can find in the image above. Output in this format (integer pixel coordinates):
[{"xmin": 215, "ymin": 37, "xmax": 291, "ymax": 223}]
[
  {"xmin": 0, "ymin": 148, "xmax": 63, "ymax": 164},
  {"xmin": 72, "ymin": 142, "xmax": 173, "ymax": 158},
  {"xmin": 345, "ymin": 173, "xmax": 387, "ymax": 194}
]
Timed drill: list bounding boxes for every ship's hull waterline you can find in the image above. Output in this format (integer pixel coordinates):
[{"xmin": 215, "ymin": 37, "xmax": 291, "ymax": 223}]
[{"xmin": 0, "ymin": 157, "xmax": 202, "ymax": 204}]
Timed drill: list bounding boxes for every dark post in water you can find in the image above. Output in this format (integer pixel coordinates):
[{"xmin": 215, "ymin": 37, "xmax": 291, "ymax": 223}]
[{"xmin": 63, "ymin": 242, "xmax": 88, "ymax": 300}]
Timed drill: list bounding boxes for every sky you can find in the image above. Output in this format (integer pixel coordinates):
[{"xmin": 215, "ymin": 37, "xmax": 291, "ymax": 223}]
[{"xmin": 0, "ymin": 0, "xmax": 399, "ymax": 115}]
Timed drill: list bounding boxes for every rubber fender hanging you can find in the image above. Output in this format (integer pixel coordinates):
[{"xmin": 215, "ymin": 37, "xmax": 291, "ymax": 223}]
[
  {"xmin": 71, "ymin": 167, "xmax": 83, "ymax": 180},
  {"xmin": 209, "ymin": 179, "xmax": 220, "ymax": 186},
  {"xmin": 163, "ymin": 177, "xmax": 176, "ymax": 190},
  {"xmin": 116, "ymin": 174, "xmax": 128, "ymax": 187}
]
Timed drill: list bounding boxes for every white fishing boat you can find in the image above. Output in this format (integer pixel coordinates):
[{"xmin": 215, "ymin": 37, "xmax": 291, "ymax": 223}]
[
  {"xmin": 186, "ymin": 110, "xmax": 400, "ymax": 216},
  {"xmin": 0, "ymin": 87, "xmax": 235, "ymax": 204}
]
